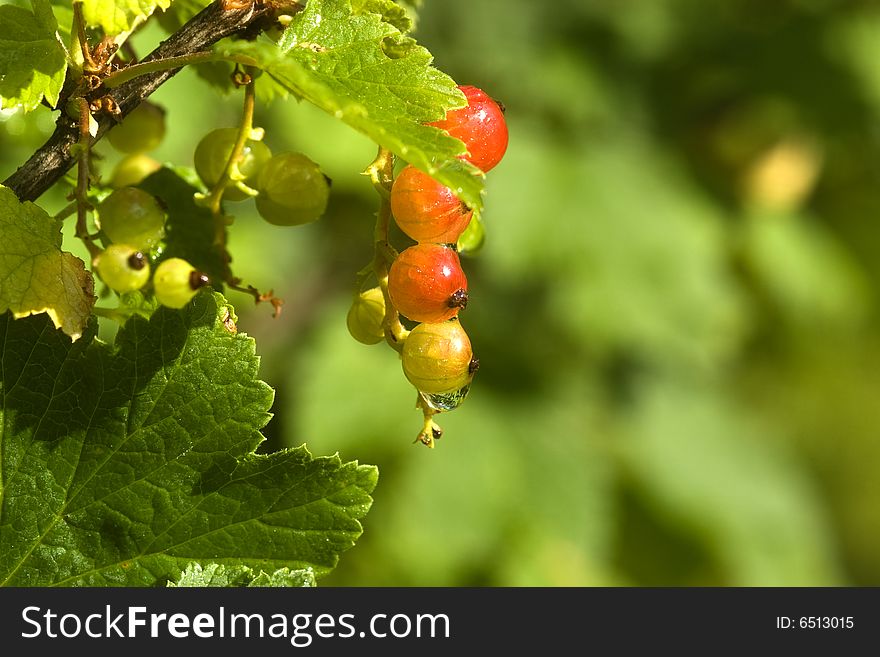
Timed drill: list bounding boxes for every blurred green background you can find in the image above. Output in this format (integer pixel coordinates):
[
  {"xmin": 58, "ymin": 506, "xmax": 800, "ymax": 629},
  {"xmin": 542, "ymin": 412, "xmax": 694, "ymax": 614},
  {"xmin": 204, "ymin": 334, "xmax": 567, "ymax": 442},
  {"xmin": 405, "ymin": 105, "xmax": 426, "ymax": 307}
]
[{"xmin": 4, "ymin": 0, "xmax": 880, "ymax": 586}]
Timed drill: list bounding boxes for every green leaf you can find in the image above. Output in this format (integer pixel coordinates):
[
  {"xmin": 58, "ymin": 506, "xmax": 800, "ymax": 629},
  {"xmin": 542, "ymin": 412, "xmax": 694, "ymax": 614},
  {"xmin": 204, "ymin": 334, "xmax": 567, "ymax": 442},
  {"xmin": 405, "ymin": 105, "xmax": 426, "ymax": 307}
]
[
  {"xmin": 0, "ymin": 2, "xmax": 67, "ymax": 111},
  {"xmin": 154, "ymin": 0, "xmax": 288, "ymax": 101},
  {"xmin": 156, "ymin": 0, "xmax": 339, "ymax": 102},
  {"xmin": 48, "ymin": 3, "xmax": 73, "ymax": 54},
  {"xmin": 217, "ymin": 0, "xmax": 484, "ymax": 210},
  {"xmin": 0, "ymin": 186, "xmax": 96, "ymax": 341},
  {"xmin": 169, "ymin": 563, "xmax": 317, "ymax": 587},
  {"xmin": 30, "ymin": 0, "xmax": 59, "ymax": 31},
  {"xmin": 137, "ymin": 167, "xmax": 228, "ymax": 285},
  {"xmin": 0, "ymin": 292, "xmax": 378, "ymax": 586},
  {"xmin": 80, "ymin": 0, "xmax": 172, "ymax": 35},
  {"xmin": 249, "ymin": 566, "xmax": 317, "ymax": 587},
  {"xmin": 351, "ymin": 0, "xmax": 413, "ymax": 33}
]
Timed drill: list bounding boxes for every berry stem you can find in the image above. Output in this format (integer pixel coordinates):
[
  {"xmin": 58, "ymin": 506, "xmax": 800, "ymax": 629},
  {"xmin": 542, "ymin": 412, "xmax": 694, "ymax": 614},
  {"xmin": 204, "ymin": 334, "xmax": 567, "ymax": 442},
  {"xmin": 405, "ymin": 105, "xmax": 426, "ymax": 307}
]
[
  {"xmin": 67, "ymin": 8, "xmax": 85, "ymax": 75},
  {"xmin": 92, "ymin": 306, "xmax": 149, "ymax": 322},
  {"xmin": 415, "ymin": 394, "xmax": 441, "ymax": 449},
  {"xmin": 226, "ymin": 277, "xmax": 284, "ymax": 317},
  {"xmin": 101, "ymin": 51, "xmax": 226, "ymax": 88},
  {"xmin": 73, "ymin": 3, "xmax": 100, "ymax": 74},
  {"xmin": 74, "ymin": 99, "xmax": 100, "ymax": 259},
  {"xmin": 205, "ymin": 76, "xmax": 259, "ymax": 216},
  {"xmin": 201, "ymin": 77, "xmax": 283, "ymax": 317},
  {"xmin": 366, "ymin": 147, "xmax": 394, "ymax": 202},
  {"xmin": 53, "ymin": 201, "xmax": 78, "ymax": 221},
  {"xmin": 365, "ymin": 147, "xmax": 408, "ymax": 350}
]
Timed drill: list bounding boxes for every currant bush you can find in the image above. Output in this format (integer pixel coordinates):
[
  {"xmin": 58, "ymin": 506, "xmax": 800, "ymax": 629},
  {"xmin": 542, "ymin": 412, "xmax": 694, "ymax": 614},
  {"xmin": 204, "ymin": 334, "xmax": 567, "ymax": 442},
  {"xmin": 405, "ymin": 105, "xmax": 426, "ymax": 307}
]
[
  {"xmin": 97, "ymin": 187, "xmax": 166, "ymax": 250},
  {"xmin": 107, "ymin": 102, "xmax": 166, "ymax": 154},
  {"xmin": 0, "ymin": 0, "xmax": 511, "ymax": 452},
  {"xmin": 194, "ymin": 127, "xmax": 272, "ymax": 201},
  {"xmin": 93, "ymin": 244, "xmax": 151, "ymax": 293},
  {"xmin": 429, "ymin": 85, "xmax": 508, "ymax": 172},
  {"xmin": 153, "ymin": 258, "xmax": 210, "ymax": 309},
  {"xmin": 402, "ymin": 320, "xmax": 478, "ymax": 394},
  {"xmin": 390, "ymin": 165, "xmax": 473, "ymax": 244},
  {"xmin": 388, "ymin": 243, "xmax": 468, "ymax": 323},
  {"xmin": 255, "ymin": 152, "xmax": 330, "ymax": 225}
]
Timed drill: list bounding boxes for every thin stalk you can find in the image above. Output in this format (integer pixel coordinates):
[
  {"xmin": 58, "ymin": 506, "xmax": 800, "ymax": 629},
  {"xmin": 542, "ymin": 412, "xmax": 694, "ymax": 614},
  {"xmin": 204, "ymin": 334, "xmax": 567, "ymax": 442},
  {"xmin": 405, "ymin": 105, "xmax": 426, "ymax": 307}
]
[
  {"xmin": 92, "ymin": 305, "xmax": 149, "ymax": 322},
  {"xmin": 202, "ymin": 78, "xmax": 283, "ymax": 316},
  {"xmin": 102, "ymin": 52, "xmax": 219, "ymax": 88},
  {"xmin": 68, "ymin": 7, "xmax": 84, "ymax": 75},
  {"xmin": 366, "ymin": 146, "xmax": 408, "ymax": 350},
  {"xmin": 415, "ymin": 394, "xmax": 441, "ymax": 449},
  {"xmin": 73, "ymin": 3, "xmax": 99, "ymax": 73},
  {"xmin": 53, "ymin": 201, "xmax": 78, "ymax": 221},
  {"xmin": 205, "ymin": 78, "xmax": 257, "ymax": 217},
  {"xmin": 75, "ymin": 100, "xmax": 100, "ymax": 259}
]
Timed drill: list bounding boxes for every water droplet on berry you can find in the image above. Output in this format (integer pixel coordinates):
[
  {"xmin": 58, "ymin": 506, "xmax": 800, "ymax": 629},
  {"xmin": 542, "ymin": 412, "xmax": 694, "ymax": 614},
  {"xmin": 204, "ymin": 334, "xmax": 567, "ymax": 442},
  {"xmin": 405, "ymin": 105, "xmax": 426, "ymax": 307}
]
[{"xmin": 421, "ymin": 386, "xmax": 470, "ymax": 412}]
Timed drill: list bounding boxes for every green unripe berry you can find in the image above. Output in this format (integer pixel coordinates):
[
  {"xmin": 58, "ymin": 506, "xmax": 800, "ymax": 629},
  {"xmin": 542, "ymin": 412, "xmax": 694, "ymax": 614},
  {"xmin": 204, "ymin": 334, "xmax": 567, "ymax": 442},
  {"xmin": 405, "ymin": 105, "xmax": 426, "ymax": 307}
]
[
  {"xmin": 153, "ymin": 258, "xmax": 210, "ymax": 309},
  {"xmin": 93, "ymin": 244, "xmax": 150, "ymax": 293},
  {"xmin": 97, "ymin": 187, "xmax": 166, "ymax": 251},
  {"xmin": 110, "ymin": 154, "xmax": 162, "ymax": 189},
  {"xmin": 347, "ymin": 287, "xmax": 386, "ymax": 345},
  {"xmin": 107, "ymin": 102, "xmax": 166, "ymax": 154},
  {"xmin": 255, "ymin": 152, "xmax": 330, "ymax": 226},
  {"xmin": 194, "ymin": 127, "xmax": 272, "ymax": 202}
]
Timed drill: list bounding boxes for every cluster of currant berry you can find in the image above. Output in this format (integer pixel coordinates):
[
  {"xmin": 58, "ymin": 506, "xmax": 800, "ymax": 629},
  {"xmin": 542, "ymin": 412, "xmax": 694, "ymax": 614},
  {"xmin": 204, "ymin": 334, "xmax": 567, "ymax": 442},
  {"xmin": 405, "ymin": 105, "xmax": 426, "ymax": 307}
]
[
  {"xmin": 93, "ymin": 102, "xmax": 211, "ymax": 309},
  {"xmin": 348, "ymin": 85, "xmax": 508, "ymax": 446},
  {"xmin": 193, "ymin": 126, "xmax": 330, "ymax": 226},
  {"xmin": 92, "ymin": 91, "xmax": 335, "ymax": 309}
]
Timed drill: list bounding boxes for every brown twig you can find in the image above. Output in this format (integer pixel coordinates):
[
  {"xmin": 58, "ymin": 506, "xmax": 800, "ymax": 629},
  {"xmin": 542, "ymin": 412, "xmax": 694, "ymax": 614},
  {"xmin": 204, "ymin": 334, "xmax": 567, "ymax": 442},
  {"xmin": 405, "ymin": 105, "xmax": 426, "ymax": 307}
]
[
  {"xmin": 3, "ymin": 0, "xmax": 280, "ymax": 203},
  {"xmin": 227, "ymin": 278, "xmax": 285, "ymax": 317},
  {"xmin": 74, "ymin": 100, "xmax": 100, "ymax": 258}
]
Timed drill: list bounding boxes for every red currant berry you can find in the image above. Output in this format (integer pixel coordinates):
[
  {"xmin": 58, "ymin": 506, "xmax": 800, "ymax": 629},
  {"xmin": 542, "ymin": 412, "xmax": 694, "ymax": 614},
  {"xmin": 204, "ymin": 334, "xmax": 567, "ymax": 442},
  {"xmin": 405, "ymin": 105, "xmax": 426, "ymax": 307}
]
[
  {"xmin": 390, "ymin": 165, "xmax": 473, "ymax": 244},
  {"xmin": 388, "ymin": 244, "xmax": 468, "ymax": 323},
  {"xmin": 402, "ymin": 319, "xmax": 477, "ymax": 394},
  {"xmin": 429, "ymin": 85, "xmax": 508, "ymax": 172}
]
